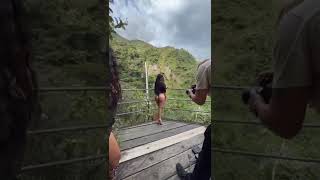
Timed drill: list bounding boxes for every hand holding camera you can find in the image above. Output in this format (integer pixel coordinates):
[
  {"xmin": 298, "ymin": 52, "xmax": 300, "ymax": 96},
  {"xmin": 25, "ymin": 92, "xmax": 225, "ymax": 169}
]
[
  {"xmin": 242, "ymin": 72, "xmax": 273, "ymax": 115},
  {"xmin": 186, "ymin": 84, "xmax": 196, "ymax": 96}
]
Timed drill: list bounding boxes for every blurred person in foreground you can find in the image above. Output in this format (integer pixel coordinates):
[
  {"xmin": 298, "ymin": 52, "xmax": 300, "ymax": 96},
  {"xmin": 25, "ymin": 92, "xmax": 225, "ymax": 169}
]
[
  {"xmin": 107, "ymin": 48, "xmax": 121, "ymax": 180},
  {"xmin": 0, "ymin": 0, "xmax": 38, "ymax": 179},
  {"xmin": 176, "ymin": 59, "xmax": 212, "ymax": 180},
  {"xmin": 246, "ymin": 0, "xmax": 320, "ymax": 139}
]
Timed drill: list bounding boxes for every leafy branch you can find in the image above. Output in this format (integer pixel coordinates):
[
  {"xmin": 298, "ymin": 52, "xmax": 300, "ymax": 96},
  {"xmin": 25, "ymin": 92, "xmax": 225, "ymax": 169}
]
[{"xmin": 109, "ymin": 0, "xmax": 128, "ymax": 39}]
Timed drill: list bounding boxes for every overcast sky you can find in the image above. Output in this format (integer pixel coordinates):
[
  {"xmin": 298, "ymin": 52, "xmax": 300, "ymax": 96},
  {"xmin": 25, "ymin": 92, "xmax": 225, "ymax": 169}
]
[{"xmin": 110, "ymin": 0, "xmax": 211, "ymax": 61}]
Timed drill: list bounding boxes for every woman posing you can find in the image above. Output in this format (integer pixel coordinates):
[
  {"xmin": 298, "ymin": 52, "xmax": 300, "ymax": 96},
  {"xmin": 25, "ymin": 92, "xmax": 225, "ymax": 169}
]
[{"xmin": 154, "ymin": 74, "xmax": 167, "ymax": 125}]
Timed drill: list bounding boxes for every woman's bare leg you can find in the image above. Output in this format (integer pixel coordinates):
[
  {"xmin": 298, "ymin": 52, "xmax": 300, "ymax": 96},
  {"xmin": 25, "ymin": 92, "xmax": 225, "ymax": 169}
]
[
  {"xmin": 161, "ymin": 106, "xmax": 164, "ymax": 120},
  {"xmin": 154, "ymin": 96, "xmax": 160, "ymax": 123},
  {"xmin": 153, "ymin": 109, "xmax": 158, "ymax": 122},
  {"xmin": 158, "ymin": 106, "xmax": 163, "ymax": 125},
  {"xmin": 157, "ymin": 94, "xmax": 166, "ymax": 125},
  {"xmin": 109, "ymin": 132, "xmax": 121, "ymax": 179},
  {"xmin": 154, "ymin": 107, "xmax": 160, "ymax": 122}
]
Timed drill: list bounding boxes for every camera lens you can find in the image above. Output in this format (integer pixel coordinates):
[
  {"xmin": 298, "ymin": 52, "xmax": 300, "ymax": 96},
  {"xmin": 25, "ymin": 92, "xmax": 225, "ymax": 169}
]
[{"xmin": 241, "ymin": 90, "xmax": 250, "ymax": 104}]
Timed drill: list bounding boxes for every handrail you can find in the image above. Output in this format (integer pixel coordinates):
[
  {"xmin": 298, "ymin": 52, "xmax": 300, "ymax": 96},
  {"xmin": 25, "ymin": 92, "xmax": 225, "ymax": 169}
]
[
  {"xmin": 116, "ymin": 109, "xmax": 151, "ymax": 116},
  {"xmin": 122, "ymin": 88, "xmax": 154, "ymax": 91},
  {"xmin": 28, "ymin": 124, "xmax": 108, "ymax": 135},
  {"xmin": 168, "ymin": 85, "xmax": 249, "ymax": 90},
  {"xmin": 118, "ymin": 100, "xmax": 148, "ymax": 105},
  {"xmin": 35, "ymin": 85, "xmax": 249, "ymax": 92},
  {"xmin": 36, "ymin": 87, "xmax": 155, "ymax": 92},
  {"xmin": 166, "ymin": 108, "xmax": 210, "ymax": 114},
  {"xmin": 167, "ymin": 98, "xmax": 211, "ymax": 102},
  {"xmin": 38, "ymin": 87, "xmax": 108, "ymax": 92},
  {"xmin": 212, "ymin": 85, "xmax": 249, "ymax": 90},
  {"xmin": 117, "ymin": 98, "xmax": 211, "ymax": 104},
  {"xmin": 20, "ymin": 154, "xmax": 106, "ymax": 172},
  {"xmin": 166, "ymin": 88, "xmax": 186, "ymax": 91},
  {"xmin": 214, "ymin": 119, "xmax": 320, "ymax": 128},
  {"xmin": 27, "ymin": 107, "xmax": 207, "ymax": 136},
  {"xmin": 35, "ymin": 86, "xmax": 242, "ymax": 92},
  {"xmin": 27, "ymin": 109, "xmax": 152, "ymax": 136},
  {"xmin": 213, "ymin": 148, "xmax": 320, "ymax": 164}
]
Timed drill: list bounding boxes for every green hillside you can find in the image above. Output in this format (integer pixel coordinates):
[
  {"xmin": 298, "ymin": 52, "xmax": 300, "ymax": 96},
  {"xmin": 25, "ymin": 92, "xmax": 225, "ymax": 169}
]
[
  {"xmin": 110, "ymin": 33, "xmax": 211, "ymax": 128},
  {"xmin": 111, "ymin": 33, "xmax": 197, "ymax": 89},
  {"xmin": 213, "ymin": 0, "xmax": 320, "ymax": 179}
]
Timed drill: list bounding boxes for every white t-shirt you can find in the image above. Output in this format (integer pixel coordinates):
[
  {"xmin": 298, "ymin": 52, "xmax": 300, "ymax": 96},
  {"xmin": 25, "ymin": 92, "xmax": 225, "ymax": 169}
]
[
  {"xmin": 272, "ymin": 0, "xmax": 320, "ymax": 112},
  {"xmin": 196, "ymin": 59, "xmax": 212, "ymax": 96}
]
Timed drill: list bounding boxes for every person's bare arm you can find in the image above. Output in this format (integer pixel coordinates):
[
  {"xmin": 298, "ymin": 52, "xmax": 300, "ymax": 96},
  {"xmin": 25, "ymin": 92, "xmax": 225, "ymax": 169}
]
[
  {"xmin": 249, "ymin": 87, "xmax": 309, "ymax": 139},
  {"xmin": 109, "ymin": 132, "xmax": 121, "ymax": 169},
  {"xmin": 189, "ymin": 89, "xmax": 208, "ymax": 105}
]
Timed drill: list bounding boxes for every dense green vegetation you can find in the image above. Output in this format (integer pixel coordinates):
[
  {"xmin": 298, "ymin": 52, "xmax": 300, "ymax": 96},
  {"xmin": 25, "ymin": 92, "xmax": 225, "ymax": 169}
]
[
  {"xmin": 213, "ymin": 0, "xmax": 320, "ymax": 179},
  {"xmin": 21, "ymin": 0, "xmax": 107, "ymax": 179},
  {"xmin": 110, "ymin": 33, "xmax": 211, "ymax": 130}
]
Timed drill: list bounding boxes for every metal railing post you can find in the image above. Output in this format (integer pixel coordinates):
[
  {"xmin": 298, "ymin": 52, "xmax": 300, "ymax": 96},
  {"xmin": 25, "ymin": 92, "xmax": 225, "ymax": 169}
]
[{"xmin": 145, "ymin": 61, "xmax": 150, "ymax": 121}]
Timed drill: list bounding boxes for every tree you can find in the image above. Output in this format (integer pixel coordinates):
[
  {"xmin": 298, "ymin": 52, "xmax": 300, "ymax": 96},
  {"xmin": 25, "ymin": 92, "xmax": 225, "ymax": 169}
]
[{"xmin": 108, "ymin": 0, "xmax": 128, "ymax": 39}]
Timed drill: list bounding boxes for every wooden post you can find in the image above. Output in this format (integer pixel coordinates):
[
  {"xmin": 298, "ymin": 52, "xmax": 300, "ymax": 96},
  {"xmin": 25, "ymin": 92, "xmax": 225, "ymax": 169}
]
[{"xmin": 145, "ymin": 61, "xmax": 150, "ymax": 120}]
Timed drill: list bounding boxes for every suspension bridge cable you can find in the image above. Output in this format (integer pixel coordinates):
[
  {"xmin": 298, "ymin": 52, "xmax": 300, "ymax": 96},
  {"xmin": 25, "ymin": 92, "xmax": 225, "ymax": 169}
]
[
  {"xmin": 212, "ymin": 85, "xmax": 250, "ymax": 90},
  {"xmin": 214, "ymin": 119, "xmax": 320, "ymax": 128},
  {"xmin": 167, "ymin": 108, "xmax": 210, "ymax": 114},
  {"xmin": 28, "ymin": 124, "xmax": 108, "ymax": 135},
  {"xmin": 213, "ymin": 148, "xmax": 320, "ymax": 164},
  {"xmin": 20, "ymin": 155, "xmax": 106, "ymax": 172}
]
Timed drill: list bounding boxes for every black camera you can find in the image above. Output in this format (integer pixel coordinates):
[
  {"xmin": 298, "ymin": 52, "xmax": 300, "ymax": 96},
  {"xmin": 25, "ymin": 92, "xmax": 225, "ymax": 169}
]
[
  {"xmin": 242, "ymin": 81, "xmax": 272, "ymax": 104},
  {"xmin": 186, "ymin": 84, "xmax": 196, "ymax": 95}
]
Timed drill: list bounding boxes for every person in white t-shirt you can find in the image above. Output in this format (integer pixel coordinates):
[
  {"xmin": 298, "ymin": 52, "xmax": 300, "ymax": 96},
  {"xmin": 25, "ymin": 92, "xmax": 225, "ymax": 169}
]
[{"xmin": 176, "ymin": 59, "xmax": 212, "ymax": 180}]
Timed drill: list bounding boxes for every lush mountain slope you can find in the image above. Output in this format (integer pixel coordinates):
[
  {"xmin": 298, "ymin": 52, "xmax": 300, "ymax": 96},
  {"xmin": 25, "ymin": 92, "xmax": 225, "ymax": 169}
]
[
  {"xmin": 111, "ymin": 33, "xmax": 198, "ymax": 90},
  {"xmin": 110, "ymin": 33, "xmax": 211, "ymax": 127}
]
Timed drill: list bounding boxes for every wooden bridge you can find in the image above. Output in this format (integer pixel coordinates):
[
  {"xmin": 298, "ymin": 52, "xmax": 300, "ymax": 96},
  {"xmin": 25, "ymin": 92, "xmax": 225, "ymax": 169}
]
[
  {"xmin": 115, "ymin": 120, "xmax": 206, "ymax": 180},
  {"xmin": 19, "ymin": 85, "xmax": 320, "ymax": 179}
]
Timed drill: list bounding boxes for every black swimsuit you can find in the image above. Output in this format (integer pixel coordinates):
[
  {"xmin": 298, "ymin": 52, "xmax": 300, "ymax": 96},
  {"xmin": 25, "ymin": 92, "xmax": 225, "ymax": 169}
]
[{"xmin": 154, "ymin": 82, "xmax": 166, "ymax": 96}]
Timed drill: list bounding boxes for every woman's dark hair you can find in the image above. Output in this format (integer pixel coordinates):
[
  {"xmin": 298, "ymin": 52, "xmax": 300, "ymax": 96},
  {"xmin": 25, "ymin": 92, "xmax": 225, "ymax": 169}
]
[
  {"xmin": 156, "ymin": 74, "xmax": 164, "ymax": 83},
  {"xmin": 154, "ymin": 73, "xmax": 165, "ymax": 95},
  {"xmin": 107, "ymin": 48, "xmax": 121, "ymax": 179},
  {"xmin": 108, "ymin": 48, "xmax": 121, "ymax": 112}
]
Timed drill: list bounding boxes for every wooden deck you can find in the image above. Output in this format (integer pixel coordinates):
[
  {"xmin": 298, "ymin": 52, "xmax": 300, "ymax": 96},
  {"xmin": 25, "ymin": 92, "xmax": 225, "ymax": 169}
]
[{"xmin": 115, "ymin": 120, "xmax": 206, "ymax": 180}]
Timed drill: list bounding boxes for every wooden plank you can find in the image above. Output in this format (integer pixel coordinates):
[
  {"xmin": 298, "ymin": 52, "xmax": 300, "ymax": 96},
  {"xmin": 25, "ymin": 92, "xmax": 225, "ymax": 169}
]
[
  {"xmin": 119, "ymin": 126, "xmax": 206, "ymax": 164},
  {"xmin": 117, "ymin": 121, "xmax": 176, "ymax": 136},
  {"xmin": 118, "ymin": 121, "xmax": 183, "ymax": 139},
  {"xmin": 118, "ymin": 122, "xmax": 189, "ymax": 142},
  {"xmin": 166, "ymin": 164, "xmax": 196, "ymax": 180},
  {"xmin": 120, "ymin": 124, "xmax": 201, "ymax": 151},
  {"xmin": 118, "ymin": 122, "xmax": 155, "ymax": 131},
  {"xmin": 117, "ymin": 119, "xmax": 187, "ymax": 132},
  {"xmin": 116, "ymin": 135, "xmax": 203, "ymax": 179},
  {"xmin": 122, "ymin": 148, "xmax": 199, "ymax": 180}
]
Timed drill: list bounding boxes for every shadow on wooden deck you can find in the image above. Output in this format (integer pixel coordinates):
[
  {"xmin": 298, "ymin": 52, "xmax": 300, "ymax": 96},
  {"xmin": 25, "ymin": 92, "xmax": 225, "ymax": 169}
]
[{"xmin": 114, "ymin": 120, "xmax": 205, "ymax": 180}]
